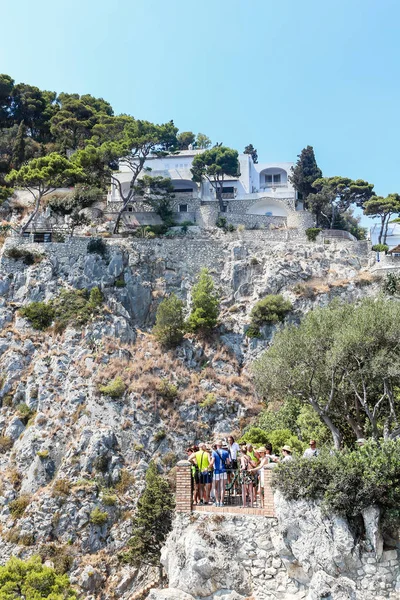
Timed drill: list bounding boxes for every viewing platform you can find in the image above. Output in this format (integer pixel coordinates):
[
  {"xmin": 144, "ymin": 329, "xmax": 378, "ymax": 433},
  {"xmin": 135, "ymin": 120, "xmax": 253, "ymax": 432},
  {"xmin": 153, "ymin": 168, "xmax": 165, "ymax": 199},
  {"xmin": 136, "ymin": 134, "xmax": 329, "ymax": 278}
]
[{"xmin": 175, "ymin": 460, "xmax": 276, "ymax": 517}]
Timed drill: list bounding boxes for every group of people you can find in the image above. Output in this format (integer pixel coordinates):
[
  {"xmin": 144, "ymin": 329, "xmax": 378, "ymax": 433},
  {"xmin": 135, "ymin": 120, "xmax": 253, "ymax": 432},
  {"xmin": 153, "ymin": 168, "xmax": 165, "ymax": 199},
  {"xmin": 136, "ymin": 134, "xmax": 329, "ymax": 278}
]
[{"xmin": 185, "ymin": 436, "xmax": 318, "ymax": 508}]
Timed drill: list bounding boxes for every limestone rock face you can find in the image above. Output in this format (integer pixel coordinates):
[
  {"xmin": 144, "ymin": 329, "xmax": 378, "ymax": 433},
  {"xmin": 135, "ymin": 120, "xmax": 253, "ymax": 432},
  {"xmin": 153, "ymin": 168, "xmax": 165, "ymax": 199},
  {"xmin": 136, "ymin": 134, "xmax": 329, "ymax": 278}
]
[{"xmin": 0, "ymin": 234, "xmax": 389, "ymax": 600}]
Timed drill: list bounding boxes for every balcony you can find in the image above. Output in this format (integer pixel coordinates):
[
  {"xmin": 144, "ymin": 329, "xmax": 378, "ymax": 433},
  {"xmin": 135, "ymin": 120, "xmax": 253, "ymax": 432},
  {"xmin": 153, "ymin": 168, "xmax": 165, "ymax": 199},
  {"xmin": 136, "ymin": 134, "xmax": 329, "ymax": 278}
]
[{"xmin": 261, "ymin": 182, "xmax": 288, "ymax": 189}]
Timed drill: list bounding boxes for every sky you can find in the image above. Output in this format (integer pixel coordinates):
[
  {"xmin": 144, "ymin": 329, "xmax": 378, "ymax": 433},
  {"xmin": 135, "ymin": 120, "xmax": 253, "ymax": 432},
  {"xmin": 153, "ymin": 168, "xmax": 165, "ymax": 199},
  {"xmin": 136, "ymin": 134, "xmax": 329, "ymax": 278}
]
[{"xmin": 1, "ymin": 0, "xmax": 399, "ymax": 227}]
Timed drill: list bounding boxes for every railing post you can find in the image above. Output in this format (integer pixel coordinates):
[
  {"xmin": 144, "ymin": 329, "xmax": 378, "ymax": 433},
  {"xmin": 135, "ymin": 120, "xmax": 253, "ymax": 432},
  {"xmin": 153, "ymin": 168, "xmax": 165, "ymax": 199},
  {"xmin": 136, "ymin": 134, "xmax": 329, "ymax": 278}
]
[
  {"xmin": 263, "ymin": 467, "xmax": 276, "ymax": 517},
  {"xmin": 176, "ymin": 460, "xmax": 192, "ymax": 514}
]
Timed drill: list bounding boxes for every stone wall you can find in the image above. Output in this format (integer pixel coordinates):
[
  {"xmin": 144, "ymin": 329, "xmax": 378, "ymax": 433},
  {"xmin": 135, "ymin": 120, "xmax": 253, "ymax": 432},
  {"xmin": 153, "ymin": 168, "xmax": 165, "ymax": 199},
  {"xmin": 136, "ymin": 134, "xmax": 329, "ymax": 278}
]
[
  {"xmin": 151, "ymin": 497, "xmax": 400, "ymax": 600},
  {"xmin": 222, "ymin": 212, "xmax": 287, "ymax": 229}
]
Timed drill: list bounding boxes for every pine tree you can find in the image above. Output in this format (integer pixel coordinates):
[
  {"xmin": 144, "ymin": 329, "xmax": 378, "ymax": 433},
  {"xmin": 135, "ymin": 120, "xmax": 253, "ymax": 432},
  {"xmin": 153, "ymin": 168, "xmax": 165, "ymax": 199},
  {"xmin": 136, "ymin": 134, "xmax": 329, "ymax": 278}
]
[
  {"xmin": 244, "ymin": 143, "xmax": 258, "ymax": 164},
  {"xmin": 289, "ymin": 146, "xmax": 322, "ymax": 201},
  {"xmin": 122, "ymin": 462, "xmax": 175, "ymax": 567},
  {"xmin": 186, "ymin": 268, "xmax": 220, "ymax": 333},
  {"xmin": 153, "ymin": 294, "xmax": 185, "ymax": 347},
  {"xmin": 12, "ymin": 120, "xmax": 26, "ymax": 169}
]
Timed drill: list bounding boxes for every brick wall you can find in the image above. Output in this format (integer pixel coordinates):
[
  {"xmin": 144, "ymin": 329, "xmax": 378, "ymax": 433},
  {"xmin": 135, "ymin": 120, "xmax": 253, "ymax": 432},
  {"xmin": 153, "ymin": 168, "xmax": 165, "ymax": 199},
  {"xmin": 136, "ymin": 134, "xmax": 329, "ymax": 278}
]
[
  {"xmin": 263, "ymin": 468, "xmax": 276, "ymax": 517},
  {"xmin": 175, "ymin": 460, "xmax": 192, "ymax": 513}
]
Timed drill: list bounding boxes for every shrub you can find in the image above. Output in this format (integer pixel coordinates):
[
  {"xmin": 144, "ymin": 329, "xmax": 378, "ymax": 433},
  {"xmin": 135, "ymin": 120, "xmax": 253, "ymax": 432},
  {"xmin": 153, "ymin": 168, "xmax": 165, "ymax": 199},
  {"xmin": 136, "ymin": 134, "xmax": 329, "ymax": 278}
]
[
  {"xmin": 186, "ymin": 268, "xmax": 220, "ymax": 333},
  {"xmin": 37, "ymin": 449, "xmax": 49, "ymax": 459},
  {"xmin": 156, "ymin": 379, "xmax": 178, "ymax": 401},
  {"xmin": 87, "ymin": 237, "xmax": 108, "ymax": 257},
  {"xmin": 306, "ymin": 227, "xmax": 321, "ymax": 242},
  {"xmin": 19, "ymin": 302, "xmax": 55, "ymax": 330},
  {"xmin": 216, "ymin": 216, "xmax": 227, "ymax": 229},
  {"xmin": 20, "ymin": 287, "xmax": 103, "ymax": 332},
  {"xmin": 237, "ymin": 224, "xmax": 245, "ymax": 232},
  {"xmin": 153, "ymin": 294, "xmax": 185, "ymax": 347},
  {"xmin": 38, "ymin": 543, "xmax": 74, "ymax": 575},
  {"xmin": 199, "ymin": 393, "xmax": 217, "ymax": 408},
  {"xmin": 5, "ymin": 246, "xmax": 43, "ymax": 265},
  {"xmin": 98, "ymin": 376, "xmax": 126, "ymax": 399},
  {"xmin": 114, "ymin": 276, "xmax": 126, "ymax": 288},
  {"xmin": 273, "ymin": 440, "xmax": 400, "ymax": 524},
  {"xmin": 371, "ymin": 243, "xmax": 389, "ymax": 253},
  {"xmin": 120, "ymin": 461, "xmax": 174, "ymax": 567},
  {"xmin": 89, "ymin": 507, "xmax": 108, "ymax": 526},
  {"xmin": 115, "ymin": 469, "xmax": 135, "ymax": 494},
  {"xmin": 382, "ymin": 272, "xmax": 400, "ymax": 295},
  {"xmin": 250, "ymin": 294, "xmax": 292, "ymax": 327},
  {"xmin": 101, "ymin": 493, "xmax": 117, "ymax": 506},
  {"xmin": 245, "ymin": 324, "xmax": 262, "ymax": 338},
  {"xmin": 0, "ymin": 436, "xmax": 13, "ymax": 453},
  {"xmin": 16, "ymin": 403, "xmax": 34, "ymax": 423},
  {"xmin": 239, "ymin": 426, "xmax": 271, "ymax": 447},
  {"xmin": 153, "ymin": 430, "xmax": 166, "ymax": 442},
  {"xmin": 52, "ymin": 479, "xmax": 70, "ymax": 497},
  {"xmin": 9, "ymin": 495, "xmax": 31, "ymax": 519},
  {"xmin": 0, "ymin": 556, "xmax": 76, "ymax": 598}
]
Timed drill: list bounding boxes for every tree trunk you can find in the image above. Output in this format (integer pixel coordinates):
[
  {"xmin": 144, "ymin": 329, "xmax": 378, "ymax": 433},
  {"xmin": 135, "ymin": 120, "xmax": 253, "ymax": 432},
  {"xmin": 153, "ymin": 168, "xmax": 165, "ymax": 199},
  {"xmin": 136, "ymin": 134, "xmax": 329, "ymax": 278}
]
[
  {"xmin": 21, "ymin": 191, "xmax": 42, "ymax": 234},
  {"xmin": 383, "ymin": 213, "xmax": 391, "ymax": 245},
  {"xmin": 378, "ymin": 215, "xmax": 386, "ymax": 245},
  {"xmin": 309, "ymin": 398, "xmax": 343, "ymax": 449},
  {"xmin": 216, "ymin": 184, "xmax": 224, "ymax": 212}
]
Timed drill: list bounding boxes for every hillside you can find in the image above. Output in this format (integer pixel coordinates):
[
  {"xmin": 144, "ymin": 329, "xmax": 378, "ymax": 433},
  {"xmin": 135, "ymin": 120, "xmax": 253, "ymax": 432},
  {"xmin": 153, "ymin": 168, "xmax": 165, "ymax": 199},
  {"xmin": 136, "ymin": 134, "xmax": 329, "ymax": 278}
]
[{"xmin": 0, "ymin": 232, "xmax": 386, "ymax": 598}]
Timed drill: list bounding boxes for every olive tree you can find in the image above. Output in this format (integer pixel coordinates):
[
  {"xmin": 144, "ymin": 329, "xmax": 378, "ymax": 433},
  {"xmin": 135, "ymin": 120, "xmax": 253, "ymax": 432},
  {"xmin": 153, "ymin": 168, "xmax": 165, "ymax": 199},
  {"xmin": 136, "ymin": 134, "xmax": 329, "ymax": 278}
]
[{"xmin": 253, "ymin": 298, "xmax": 400, "ymax": 448}]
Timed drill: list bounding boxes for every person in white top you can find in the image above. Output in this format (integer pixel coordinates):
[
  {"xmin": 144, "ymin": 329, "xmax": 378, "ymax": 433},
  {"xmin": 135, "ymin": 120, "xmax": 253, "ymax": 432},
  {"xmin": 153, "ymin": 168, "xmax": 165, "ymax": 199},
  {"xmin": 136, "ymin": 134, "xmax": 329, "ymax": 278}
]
[
  {"xmin": 281, "ymin": 445, "xmax": 294, "ymax": 462},
  {"xmin": 303, "ymin": 439, "xmax": 318, "ymax": 458}
]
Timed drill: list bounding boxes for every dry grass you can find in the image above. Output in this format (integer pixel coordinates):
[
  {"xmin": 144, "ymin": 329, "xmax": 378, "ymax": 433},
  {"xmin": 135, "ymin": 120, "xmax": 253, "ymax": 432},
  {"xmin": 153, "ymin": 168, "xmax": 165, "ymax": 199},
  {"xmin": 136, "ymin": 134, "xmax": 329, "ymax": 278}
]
[{"xmin": 90, "ymin": 334, "xmax": 257, "ymax": 411}]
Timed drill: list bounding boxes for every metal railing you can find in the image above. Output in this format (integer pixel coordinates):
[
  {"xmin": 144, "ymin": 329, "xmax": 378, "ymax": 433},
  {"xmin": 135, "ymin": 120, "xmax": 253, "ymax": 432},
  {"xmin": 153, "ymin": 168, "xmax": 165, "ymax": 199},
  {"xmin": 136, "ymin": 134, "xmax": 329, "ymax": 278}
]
[{"xmin": 191, "ymin": 467, "xmax": 266, "ymax": 508}]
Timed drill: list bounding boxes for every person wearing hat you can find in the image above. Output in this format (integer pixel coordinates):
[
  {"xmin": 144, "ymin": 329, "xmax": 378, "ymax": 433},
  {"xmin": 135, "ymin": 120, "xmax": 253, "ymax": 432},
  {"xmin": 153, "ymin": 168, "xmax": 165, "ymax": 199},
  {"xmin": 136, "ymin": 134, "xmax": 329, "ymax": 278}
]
[
  {"xmin": 356, "ymin": 438, "xmax": 366, "ymax": 447},
  {"xmin": 303, "ymin": 440, "xmax": 318, "ymax": 458},
  {"xmin": 248, "ymin": 447, "xmax": 270, "ymax": 507},
  {"xmin": 281, "ymin": 445, "xmax": 293, "ymax": 462}
]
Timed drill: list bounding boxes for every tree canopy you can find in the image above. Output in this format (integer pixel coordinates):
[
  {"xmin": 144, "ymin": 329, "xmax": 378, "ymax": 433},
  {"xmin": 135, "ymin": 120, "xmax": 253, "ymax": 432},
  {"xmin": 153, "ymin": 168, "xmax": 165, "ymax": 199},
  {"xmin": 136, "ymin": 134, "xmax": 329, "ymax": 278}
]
[
  {"xmin": 253, "ymin": 298, "xmax": 400, "ymax": 449},
  {"xmin": 244, "ymin": 143, "xmax": 258, "ymax": 163},
  {"xmin": 6, "ymin": 153, "xmax": 83, "ymax": 232},
  {"xmin": 0, "ymin": 555, "xmax": 76, "ymax": 599},
  {"xmin": 191, "ymin": 146, "xmax": 240, "ymax": 211},
  {"xmin": 312, "ymin": 176, "xmax": 375, "ymax": 228},
  {"xmin": 289, "ymin": 145, "xmax": 322, "ymax": 201},
  {"xmin": 363, "ymin": 194, "xmax": 400, "ymax": 244}
]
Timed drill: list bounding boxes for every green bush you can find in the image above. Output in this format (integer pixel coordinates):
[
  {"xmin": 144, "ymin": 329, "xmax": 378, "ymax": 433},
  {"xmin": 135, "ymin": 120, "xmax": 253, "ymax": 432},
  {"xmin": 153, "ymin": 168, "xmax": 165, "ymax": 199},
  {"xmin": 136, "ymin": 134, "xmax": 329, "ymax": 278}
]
[
  {"xmin": 250, "ymin": 294, "xmax": 292, "ymax": 327},
  {"xmin": 114, "ymin": 276, "xmax": 126, "ymax": 288},
  {"xmin": 382, "ymin": 272, "xmax": 400, "ymax": 295},
  {"xmin": 20, "ymin": 287, "xmax": 103, "ymax": 331},
  {"xmin": 38, "ymin": 543, "xmax": 74, "ymax": 575},
  {"xmin": 273, "ymin": 439, "xmax": 400, "ymax": 523},
  {"xmin": 37, "ymin": 449, "xmax": 50, "ymax": 459},
  {"xmin": 5, "ymin": 246, "xmax": 43, "ymax": 265},
  {"xmin": 245, "ymin": 324, "xmax": 262, "ymax": 338},
  {"xmin": 216, "ymin": 216, "xmax": 227, "ymax": 229},
  {"xmin": 101, "ymin": 493, "xmax": 117, "ymax": 506},
  {"xmin": 98, "ymin": 376, "xmax": 126, "ymax": 399},
  {"xmin": 199, "ymin": 393, "xmax": 217, "ymax": 408},
  {"xmin": 20, "ymin": 302, "xmax": 55, "ymax": 330},
  {"xmin": 0, "ymin": 556, "xmax": 76, "ymax": 598},
  {"xmin": 239, "ymin": 426, "xmax": 270, "ymax": 447},
  {"xmin": 153, "ymin": 294, "xmax": 185, "ymax": 347},
  {"xmin": 186, "ymin": 268, "xmax": 220, "ymax": 333},
  {"xmin": 305, "ymin": 227, "xmax": 322, "ymax": 242},
  {"xmin": 153, "ymin": 430, "xmax": 166, "ymax": 442},
  {"xmin": 87, "ymin": 237, "xmax": 108, "ymax": 257},
  {"xmin": 371, "ymin": 243, "xmax": 389, "ymax": 253},
  {"xmin": 9, "ymin": 495, "xmax": 31, "ymax": 519},
  {"xmin": 156, "ymin": 379, "xmax": 178, "ymax": 401},
  {"xmin": 89, "ymin": 507, "xmax": 108, "ymax": 526}
]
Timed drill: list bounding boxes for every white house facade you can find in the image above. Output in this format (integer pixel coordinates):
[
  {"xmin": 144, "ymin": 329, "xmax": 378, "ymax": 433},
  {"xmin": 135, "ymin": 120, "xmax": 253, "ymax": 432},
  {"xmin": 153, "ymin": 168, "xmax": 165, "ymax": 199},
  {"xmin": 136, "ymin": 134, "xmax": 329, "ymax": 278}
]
[{"xmin": 107, "ymin": 149, "xmax": 313, "ymax": 230}]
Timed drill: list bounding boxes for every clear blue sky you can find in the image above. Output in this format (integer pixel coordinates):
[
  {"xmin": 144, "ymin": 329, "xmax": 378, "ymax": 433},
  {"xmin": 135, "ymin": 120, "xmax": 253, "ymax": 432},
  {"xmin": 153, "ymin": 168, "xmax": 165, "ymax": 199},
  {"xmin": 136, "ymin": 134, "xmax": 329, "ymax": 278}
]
[{"xmin": 2, "ymin": 0, "xmax": 399, "ymax": 224}]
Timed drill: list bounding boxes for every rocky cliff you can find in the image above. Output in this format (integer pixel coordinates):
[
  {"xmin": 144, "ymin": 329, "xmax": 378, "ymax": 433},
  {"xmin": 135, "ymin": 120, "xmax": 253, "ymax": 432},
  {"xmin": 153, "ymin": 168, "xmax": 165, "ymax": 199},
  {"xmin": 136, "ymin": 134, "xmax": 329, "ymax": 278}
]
[
  {"xmin": 151, "ymin": 495, "xmax": 399, "ymax": 600},
  {"xmin": 0, "ymin": 232, "xmax": 384, "ymax": 598}
]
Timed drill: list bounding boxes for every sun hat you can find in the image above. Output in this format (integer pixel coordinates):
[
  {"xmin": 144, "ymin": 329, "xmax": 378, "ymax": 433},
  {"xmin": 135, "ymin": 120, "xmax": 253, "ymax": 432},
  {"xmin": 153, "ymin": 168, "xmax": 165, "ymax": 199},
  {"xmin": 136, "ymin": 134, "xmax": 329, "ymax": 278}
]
[
  {"xmin": 257, "ymin": 447, "xmax": 267, "ymax": 453},
  {"xmin": 282, "ymin": 445, "xmax": 292, "ymax": 453},
  {"xmin": 216, "ymin": 439, "xmax": 223, "ymax": 446}
]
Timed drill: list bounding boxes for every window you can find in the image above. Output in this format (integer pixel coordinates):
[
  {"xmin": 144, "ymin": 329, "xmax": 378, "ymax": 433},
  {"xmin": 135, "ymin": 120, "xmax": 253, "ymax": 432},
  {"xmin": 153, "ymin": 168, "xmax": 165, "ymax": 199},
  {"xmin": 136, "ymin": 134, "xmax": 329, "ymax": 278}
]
[
  {"xmin": 273, "ymin": 174, "xmax": 281, "ymax": 183},
  {"xmin": 174, "ymin": 188, "xmax": 193, "ymax": 194},
  {"xmin": 179, "ymin": 204, "xmax": 188, "ymax": 213},
  {"xmin": 265, "ymin": 174, "xmax": 273, "ymax": 183},
  {"xmin": 222, "ymin": 186, "xmax": 234, "ymax": 194}
]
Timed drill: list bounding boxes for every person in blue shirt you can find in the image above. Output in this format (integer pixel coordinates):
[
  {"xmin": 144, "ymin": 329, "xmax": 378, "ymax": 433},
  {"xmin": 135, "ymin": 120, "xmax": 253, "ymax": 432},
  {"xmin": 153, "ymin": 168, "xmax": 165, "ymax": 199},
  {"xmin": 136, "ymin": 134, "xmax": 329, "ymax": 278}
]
[{"xmin": 210, "ymin": 439, "xmax": 230, "ymax": 507}]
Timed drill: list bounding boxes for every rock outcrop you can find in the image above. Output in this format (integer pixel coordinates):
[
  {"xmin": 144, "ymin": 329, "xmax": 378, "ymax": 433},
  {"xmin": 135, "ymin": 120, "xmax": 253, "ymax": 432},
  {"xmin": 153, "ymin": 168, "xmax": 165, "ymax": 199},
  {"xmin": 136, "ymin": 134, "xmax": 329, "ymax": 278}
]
[{"xmin": 0, "ymin": 233, "xmax": 386, "ymax": 598}]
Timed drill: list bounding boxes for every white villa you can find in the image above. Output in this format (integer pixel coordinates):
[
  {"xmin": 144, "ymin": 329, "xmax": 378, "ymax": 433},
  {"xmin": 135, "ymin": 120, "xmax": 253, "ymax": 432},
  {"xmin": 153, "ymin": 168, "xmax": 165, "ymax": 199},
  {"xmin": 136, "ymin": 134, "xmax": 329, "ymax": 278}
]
[{"xmin": 107, "ymin": 149, "xmax": 313, "ymax": 230}]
